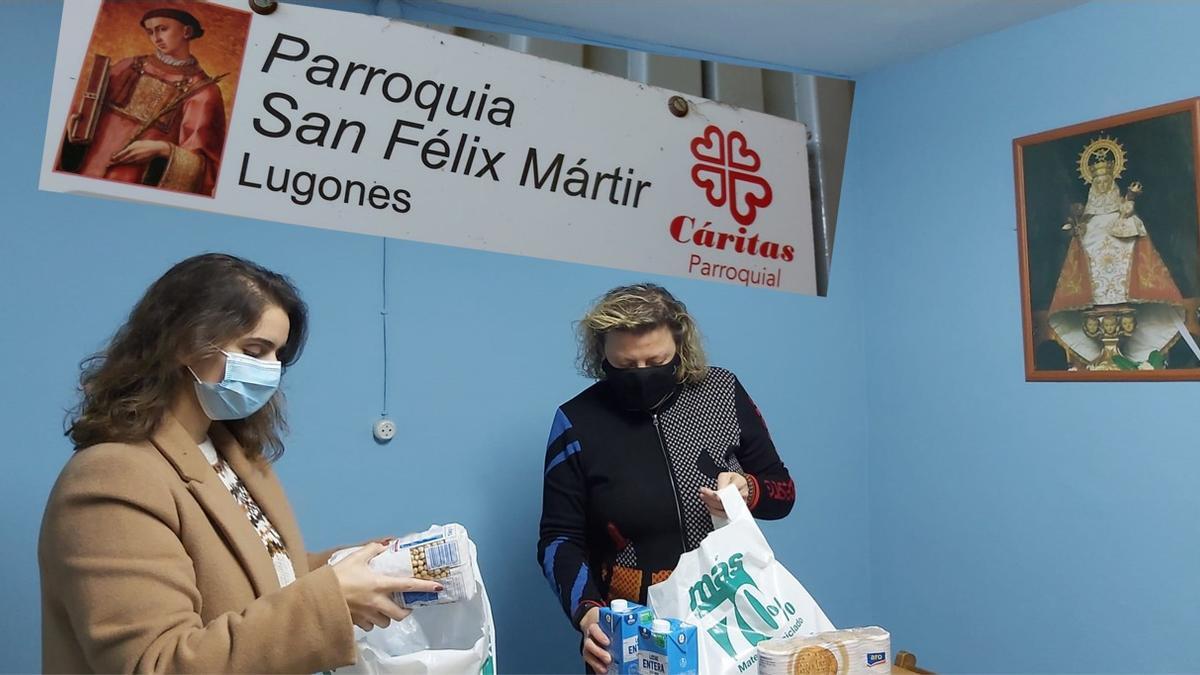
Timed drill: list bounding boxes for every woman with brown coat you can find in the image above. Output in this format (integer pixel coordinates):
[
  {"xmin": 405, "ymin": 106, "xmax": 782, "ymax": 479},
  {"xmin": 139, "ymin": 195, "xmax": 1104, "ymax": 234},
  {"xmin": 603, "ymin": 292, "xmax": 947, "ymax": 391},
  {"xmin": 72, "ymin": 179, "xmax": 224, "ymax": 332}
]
[{"xmin": 39, "ymin": 253, "xmax": 437, "ymax": 673}]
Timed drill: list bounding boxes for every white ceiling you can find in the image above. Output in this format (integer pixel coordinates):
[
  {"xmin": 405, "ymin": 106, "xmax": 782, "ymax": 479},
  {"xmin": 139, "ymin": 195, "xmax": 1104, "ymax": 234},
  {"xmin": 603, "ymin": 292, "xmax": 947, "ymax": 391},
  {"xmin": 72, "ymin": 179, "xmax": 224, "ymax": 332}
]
[{"xmin": 431, "ymin": 0, "xmax": 1086, "ymax": 77}]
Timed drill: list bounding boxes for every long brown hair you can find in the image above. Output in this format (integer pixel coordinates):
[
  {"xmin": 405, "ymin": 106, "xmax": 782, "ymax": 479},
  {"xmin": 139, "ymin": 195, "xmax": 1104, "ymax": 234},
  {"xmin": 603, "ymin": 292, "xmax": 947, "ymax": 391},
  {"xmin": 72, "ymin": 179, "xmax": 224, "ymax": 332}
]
[
  {"xmin": 67, "ymin": 253, "xmax": 309, "ymax": 461},
  {"xmin": 577, "ymin": 283, "xmax": 708, "ymax": 384}
]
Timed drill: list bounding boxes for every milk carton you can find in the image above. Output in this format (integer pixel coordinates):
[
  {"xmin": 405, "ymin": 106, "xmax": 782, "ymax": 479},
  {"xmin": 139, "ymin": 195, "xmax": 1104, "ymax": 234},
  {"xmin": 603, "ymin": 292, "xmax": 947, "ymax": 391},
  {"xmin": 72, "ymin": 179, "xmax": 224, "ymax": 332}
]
[
  {"xmin": 638, "ymin": 619, "xmax": 698, "ymax": 675},
  {"xmin": 600, "ymin": 599, "xmax": 655, "ymax": 674}
]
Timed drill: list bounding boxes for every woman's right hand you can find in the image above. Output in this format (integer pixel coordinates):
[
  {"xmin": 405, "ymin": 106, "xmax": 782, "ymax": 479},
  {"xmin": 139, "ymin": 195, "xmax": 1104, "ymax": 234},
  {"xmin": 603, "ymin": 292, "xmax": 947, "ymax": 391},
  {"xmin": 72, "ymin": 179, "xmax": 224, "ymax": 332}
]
[
  {"xmin": 331, "ymin": 542, "xmax": 444, "ymax": 631},
  {"xmin": 579, "ymin": 606, "xmax": 611, "ymax": 672}
]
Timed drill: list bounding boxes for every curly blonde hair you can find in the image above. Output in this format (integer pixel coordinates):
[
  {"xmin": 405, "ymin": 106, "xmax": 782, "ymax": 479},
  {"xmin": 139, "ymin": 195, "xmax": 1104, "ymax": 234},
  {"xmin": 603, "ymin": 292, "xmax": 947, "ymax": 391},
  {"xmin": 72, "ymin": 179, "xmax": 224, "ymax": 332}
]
[{"xmin": 577, "ymin": 283, "xmax": 708, "ymax": 384}]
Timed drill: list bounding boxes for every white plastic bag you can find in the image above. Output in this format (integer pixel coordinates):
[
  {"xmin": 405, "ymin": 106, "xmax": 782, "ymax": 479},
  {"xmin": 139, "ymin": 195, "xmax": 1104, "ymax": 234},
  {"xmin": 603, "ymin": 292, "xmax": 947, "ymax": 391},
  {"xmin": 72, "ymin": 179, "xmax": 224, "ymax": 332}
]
[
  {"xmin": 331, "ymin": 527, "xmax": 497, "ymax": 675},
  {"xmin": 647, "ymin": 486, "xmax": 834, "ymax": 675}
]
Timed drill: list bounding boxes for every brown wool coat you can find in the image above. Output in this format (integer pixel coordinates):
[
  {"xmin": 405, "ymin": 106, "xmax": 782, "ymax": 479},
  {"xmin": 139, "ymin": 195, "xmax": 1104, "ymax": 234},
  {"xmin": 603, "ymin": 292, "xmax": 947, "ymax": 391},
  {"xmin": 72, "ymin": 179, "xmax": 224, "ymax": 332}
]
[{"xmin": 39, "ymin": 412, "xmax": 357, "ymax": 673}]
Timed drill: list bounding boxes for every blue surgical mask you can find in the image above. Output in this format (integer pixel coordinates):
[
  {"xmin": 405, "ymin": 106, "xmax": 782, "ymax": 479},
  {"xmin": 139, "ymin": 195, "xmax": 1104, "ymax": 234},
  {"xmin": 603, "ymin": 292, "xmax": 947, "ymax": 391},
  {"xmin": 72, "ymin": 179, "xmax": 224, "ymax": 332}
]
[{"xmin": 189, "ymin": 350, "xmax": 282, "ymax": 421}]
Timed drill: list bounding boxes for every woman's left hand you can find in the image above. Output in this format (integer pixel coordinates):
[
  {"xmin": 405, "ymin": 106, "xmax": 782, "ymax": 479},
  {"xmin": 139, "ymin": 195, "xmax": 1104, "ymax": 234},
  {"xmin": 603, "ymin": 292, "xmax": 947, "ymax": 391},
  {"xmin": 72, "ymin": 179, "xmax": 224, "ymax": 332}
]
[{"xmin": 699, "ymin": 472, "xmax": 748, "ymax": 517}]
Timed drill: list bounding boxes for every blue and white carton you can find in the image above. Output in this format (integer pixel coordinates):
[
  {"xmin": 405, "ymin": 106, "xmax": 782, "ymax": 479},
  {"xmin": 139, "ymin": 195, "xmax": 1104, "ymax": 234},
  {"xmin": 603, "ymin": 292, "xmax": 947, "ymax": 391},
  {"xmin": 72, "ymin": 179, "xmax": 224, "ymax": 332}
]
[
  {"xmin": 600, "ymin": 599, "xmax": 655, "ymax": 674},
  {"xmin": 638, "ymin": 619, "xmax": 698, "ymax": 675}
]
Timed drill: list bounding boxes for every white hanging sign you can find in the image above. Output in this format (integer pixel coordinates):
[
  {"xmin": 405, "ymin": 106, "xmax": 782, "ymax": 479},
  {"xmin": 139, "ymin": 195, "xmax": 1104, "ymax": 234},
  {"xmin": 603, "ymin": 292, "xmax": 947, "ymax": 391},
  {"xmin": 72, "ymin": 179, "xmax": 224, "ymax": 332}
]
[{"xmin": 40, "ymin": 0, "xmax": 815, "ymax": 293}]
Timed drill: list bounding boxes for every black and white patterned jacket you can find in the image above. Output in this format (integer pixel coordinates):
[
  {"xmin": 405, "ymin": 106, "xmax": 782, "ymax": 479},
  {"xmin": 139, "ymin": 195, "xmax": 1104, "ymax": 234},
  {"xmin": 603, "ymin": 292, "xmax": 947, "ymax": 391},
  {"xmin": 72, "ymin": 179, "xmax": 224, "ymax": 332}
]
[{"xmin": 537, "ymin": 367, "xmax": 796, "ymax": 629}]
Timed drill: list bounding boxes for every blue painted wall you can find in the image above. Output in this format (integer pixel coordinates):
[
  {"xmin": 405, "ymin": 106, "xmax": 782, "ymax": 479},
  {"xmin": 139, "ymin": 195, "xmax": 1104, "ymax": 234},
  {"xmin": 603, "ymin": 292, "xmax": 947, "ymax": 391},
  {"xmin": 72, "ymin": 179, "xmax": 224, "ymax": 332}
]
[
  {"xmin": 845, "ymin": 2, "xmax": 1200, "ymax": 671},
  {"xmin": 14, "ymin": 0, "xmax": 1195, "ymax": 672},
  {"xmin": 0, "ymin": 2, "xmax": 872, "ymax": 672}
]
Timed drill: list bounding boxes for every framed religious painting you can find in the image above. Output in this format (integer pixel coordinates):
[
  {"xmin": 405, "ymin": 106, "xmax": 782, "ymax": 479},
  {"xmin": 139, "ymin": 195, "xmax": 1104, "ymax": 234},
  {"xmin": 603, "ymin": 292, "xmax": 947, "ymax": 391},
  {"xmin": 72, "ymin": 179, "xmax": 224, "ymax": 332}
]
[
  {"xmin": 54, "ymin": 0, "xmax": 252, "ymax": 197},
  {"xmin": 1014, "ymin": 98, "xmax": 1200, "ymax": 381},
  {"xmin": 1017, "ymin": 97, "xmax": 1200, "ymax": 379}
]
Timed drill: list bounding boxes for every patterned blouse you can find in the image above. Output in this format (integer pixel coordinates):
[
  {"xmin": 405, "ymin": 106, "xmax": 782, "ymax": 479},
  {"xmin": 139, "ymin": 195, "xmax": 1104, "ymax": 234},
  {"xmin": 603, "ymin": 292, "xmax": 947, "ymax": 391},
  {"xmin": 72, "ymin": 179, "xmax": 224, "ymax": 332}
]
[{"xmin": 198, "ymin": 438, "xmax": 296, "ymax": 588}]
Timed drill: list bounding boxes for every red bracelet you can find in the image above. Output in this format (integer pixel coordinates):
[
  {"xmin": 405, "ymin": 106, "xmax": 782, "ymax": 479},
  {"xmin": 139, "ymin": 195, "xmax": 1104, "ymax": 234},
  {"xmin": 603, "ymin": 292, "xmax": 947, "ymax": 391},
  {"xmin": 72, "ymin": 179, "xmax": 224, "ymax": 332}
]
[{"xmin": 745, "ymin": 474, "xmax": 761, "ymax": 510}]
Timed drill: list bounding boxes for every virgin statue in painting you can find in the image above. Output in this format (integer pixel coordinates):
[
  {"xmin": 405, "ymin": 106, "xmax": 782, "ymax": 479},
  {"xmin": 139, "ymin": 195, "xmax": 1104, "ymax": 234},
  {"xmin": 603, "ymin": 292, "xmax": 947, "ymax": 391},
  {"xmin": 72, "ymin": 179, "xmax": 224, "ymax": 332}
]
[{"xmin": 1047, "ymin": 137, "xmax": 1186, "ymax": 370}]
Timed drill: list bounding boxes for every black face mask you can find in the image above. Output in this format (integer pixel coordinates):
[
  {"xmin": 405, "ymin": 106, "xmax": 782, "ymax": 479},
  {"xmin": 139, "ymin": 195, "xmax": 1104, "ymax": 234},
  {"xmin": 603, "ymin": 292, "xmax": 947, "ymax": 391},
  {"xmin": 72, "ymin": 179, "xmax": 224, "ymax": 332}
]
[{"xmin": 602, "ymin": 356, "xmax": 681, "ymax": 413}]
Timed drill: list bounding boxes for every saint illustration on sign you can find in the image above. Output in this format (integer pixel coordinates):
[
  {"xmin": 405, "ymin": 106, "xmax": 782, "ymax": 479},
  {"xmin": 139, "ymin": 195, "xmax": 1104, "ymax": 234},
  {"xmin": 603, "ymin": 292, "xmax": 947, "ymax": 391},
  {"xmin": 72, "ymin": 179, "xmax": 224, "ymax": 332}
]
[
  {"xmin": 56, "ymin": 3, "xmax": 250, "ymax": 196},
  {"xmin": 1046, "ymin": 136, "xmax": 1185, "ymax": 370}
]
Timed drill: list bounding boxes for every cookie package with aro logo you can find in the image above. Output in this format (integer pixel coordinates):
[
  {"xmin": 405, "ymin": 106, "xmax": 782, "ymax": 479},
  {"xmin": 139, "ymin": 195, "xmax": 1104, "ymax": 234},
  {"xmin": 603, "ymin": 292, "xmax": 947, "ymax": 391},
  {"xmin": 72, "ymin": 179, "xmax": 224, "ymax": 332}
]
[
  {"xmin": 373, "ymin": 524, "xmax": 478, "ymax": 609},
  {"xmin": 757, "ymin": 626, "xmax": 891, "ymax": 675}
]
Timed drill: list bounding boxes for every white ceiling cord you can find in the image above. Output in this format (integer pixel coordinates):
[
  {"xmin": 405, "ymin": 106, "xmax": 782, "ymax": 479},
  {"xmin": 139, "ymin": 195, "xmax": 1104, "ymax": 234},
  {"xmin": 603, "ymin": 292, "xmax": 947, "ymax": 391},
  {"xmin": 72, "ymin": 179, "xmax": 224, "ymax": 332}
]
[{"xmin": 380, "ymin": 237, "xmax": 390, "ymax": 419}]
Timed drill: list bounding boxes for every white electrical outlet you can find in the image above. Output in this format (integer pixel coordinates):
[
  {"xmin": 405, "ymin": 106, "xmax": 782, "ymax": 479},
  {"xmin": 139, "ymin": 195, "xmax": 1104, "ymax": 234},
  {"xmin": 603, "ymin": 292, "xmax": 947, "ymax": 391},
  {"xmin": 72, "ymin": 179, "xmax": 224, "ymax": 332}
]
[{"xmin": 373, "ymin": 417, "xmax": 396, "ymax": 443}]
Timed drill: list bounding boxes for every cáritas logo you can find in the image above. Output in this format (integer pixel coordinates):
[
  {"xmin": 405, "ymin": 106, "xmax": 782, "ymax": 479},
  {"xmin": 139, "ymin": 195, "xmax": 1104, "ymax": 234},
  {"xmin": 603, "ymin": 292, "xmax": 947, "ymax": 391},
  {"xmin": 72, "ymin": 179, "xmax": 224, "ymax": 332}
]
[
  {"xmin": 689, "ymin": 125, "xmax": 773, "ymax": 226},
  {"xmin": 672, "ymin": 126, "xmax": 795, "ymax": 288}
]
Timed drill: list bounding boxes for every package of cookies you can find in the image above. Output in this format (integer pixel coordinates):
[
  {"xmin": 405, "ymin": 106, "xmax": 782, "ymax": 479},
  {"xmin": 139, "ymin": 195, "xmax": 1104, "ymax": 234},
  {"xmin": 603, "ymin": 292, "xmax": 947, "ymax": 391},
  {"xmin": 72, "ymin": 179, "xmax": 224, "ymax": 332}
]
[{"xmin": 757, "ymin": 626, "xmax": 891, "ymax": 675}]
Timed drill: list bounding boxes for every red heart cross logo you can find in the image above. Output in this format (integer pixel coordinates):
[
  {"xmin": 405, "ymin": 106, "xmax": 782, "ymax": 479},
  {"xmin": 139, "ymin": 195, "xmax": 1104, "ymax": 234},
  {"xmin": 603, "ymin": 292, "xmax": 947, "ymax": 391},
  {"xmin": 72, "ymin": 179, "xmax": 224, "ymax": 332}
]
[{"xmin": 689, "ymin": 124, "xmax": 773, "ymax": 225}]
